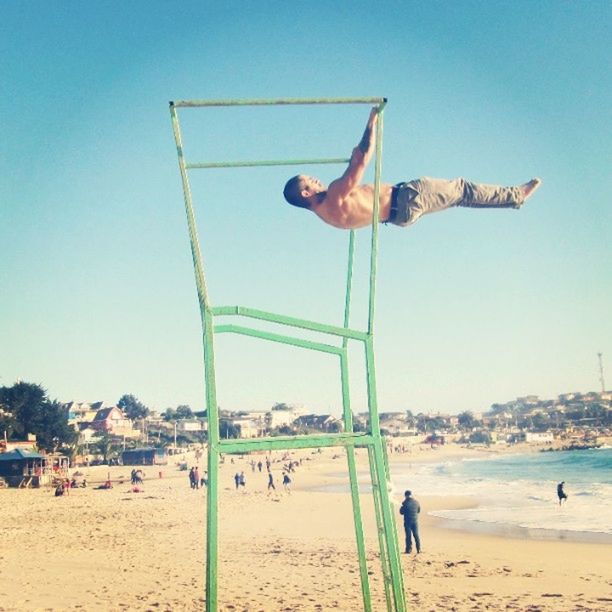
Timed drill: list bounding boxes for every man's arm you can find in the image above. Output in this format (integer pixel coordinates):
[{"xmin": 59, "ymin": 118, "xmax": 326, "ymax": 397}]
[{"xmin": 326, "ymin": 108, "xmax": 379, "ymax": 205}]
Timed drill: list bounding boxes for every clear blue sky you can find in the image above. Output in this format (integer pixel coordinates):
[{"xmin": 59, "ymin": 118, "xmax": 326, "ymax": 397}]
[{"xmin": 1, "ymin": 1, "xmax": 610, "ymax": 416}]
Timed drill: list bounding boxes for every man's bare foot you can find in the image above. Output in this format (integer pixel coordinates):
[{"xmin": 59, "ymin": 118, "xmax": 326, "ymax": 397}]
[{"xmin": 522, "ymin": 177, "xmax": 542, "ymax": 200}]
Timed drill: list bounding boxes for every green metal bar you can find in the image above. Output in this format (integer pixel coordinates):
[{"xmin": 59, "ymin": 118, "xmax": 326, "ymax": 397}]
[
  {"xmin": 187, "ymin": 157, "xmax": 349, "ymax": 169},
  {"xmin": 171, "ymin": 97, "xmax": 386, "ymax": 108},
  {"xmin": 367, "ymin": 102, "xmax": 386, "ymax": 335},
  {"xmin": 383, "ymin": 441, "xmax": 406, "ymax": 599},
  {"xmin": 212, "ymin": 305, "xmax": 368, "ymax": 341},
  {"xmin": 368, "ymin": 445, "xmax": 393, "ymax": 611},
  {"xmin": 342, "ymin": 231, "xmax": 356, "ymax": 334},
  {"xmin": 340, "ymin": 230, "xmax": 373, "ymax": 611},
  {"xmin": 214, "ymin": 324, "xmax": 343, "ymax": 356},
  {"xmin": 206, "ymin": 435, "xmax": 219, "ymax": 610},
  {"xmin": 169, "ymin": 106, "xmax": 211, "ymax": 315},
  {"xmin": 364, "ymin": 341, "xmax": 381, "ymax": 440},
  {"xmin": 345, "ymin": 447, "xmax": 371, "ymax": 610},
  {"xmin": 362, "ymin": 100, "xmax": 404, "ymax": 611},
  {"xmin": 371, "ymin": 437, "xmax": 406, "ymax": 612},
  {"xmin": 219, "ymin": 432, "xmax": 375, "ymax": 454},
  {"xmin": 170, "ymin": 104, "xmax": 222, "ymax": 611},
  {"xmin": 342, "ymin": 360, "xmax": 373, "ymax": 611}
]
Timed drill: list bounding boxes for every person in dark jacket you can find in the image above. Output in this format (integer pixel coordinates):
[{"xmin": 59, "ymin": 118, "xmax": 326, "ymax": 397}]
[
  {"xmin": 399, "ymin": 490, "xmax": 421, "ymax": 554},
  {"xmin": 557, "ymin": 481, "xmax": 568, "ymax": 505}
]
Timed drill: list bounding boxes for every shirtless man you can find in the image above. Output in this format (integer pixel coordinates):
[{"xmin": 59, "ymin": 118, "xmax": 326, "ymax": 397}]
[{"xmin": 283, "ymin": 108, "xmax": 541, "ymax": 229}]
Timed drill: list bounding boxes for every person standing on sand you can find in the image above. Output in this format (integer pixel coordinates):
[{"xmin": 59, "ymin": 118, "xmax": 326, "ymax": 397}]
[
  {"xmin": 399, "ymin": 490, "xmax": 421, "ymax": 554},
  {"xmin": 267, "ymin": 471, "xmax": 276, "ymax": 492},
  {"xmin": 557, "ymin": 481, "xmax": 568, "ymax": 505}
]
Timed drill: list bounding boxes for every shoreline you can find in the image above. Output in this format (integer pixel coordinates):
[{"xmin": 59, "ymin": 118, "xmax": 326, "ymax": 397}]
[{"xmin": 311, "ymin": 442, "xmax": 612, "ymax": 546}]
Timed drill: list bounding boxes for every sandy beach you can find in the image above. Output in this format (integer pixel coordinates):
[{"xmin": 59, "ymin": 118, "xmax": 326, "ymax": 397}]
[{"xmin": 1, "ymin": 444, "xmax": 610, "ymax": 611}]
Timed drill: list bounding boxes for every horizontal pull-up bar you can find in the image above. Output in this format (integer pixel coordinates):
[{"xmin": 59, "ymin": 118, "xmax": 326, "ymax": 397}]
[
  {"xmin": 170, "ymin": 97, "xmax": 386, "ymax": 108},
  {"xmin": 214, "ymin": 324, "xmax": 344, "ymax": 356},
  {"xmin": 212, "ymin": 305, "xmax": 369, "ymax": 341},
  {"xmin": 217, "ymin": 432, "xmax": 375, "ymax": 454},
  {"xmin": 186, "ymin": 157, "xmax": 350, "ymax": 169}
]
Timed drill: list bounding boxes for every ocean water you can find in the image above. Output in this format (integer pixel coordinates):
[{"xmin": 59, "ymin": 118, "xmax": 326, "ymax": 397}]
[{"xmin": 391, "ymin": 447, "xmax": 612, "ymax": 541}]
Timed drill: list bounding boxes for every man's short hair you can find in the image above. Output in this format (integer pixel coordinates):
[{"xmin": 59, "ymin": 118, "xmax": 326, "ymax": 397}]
[
  {"xmin": 405, "ymin": 490, "xmax": 412, "ymax": 497},
  {"xmin": 283, "ymin": 176, "xmax": 310, "ymax": 209}
]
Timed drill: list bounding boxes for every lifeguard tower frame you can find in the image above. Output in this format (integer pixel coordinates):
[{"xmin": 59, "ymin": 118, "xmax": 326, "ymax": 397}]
[{"xmin": 169, "ymin": 97, "xmax": 406, "ymax": 612}]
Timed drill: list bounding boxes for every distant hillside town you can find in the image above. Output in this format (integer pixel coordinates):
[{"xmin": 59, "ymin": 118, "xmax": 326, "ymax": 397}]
[{"xmin": 0, "ymin": 381, "xmax": 610, "ymax": 487}]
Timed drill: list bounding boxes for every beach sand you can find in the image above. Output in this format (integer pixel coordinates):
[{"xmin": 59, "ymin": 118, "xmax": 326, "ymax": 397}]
[{"xmin": 0, "ymin": 444, "xmax": 610, "ymax": 611}]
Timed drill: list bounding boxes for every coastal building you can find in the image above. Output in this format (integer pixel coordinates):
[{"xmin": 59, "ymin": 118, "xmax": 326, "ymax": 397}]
[
  {"xmin": 177, "ymin": 419, "xmax": 207, "ymax": 433},
  {"xmin": 0, "ymin": 449, "xmax": 69, "ymax": 487},
  {"xmin": 64, "ymin": 400, "xmax": 112, "ymax": 425},
  {"xmin": 379, "ymin": 413, "xmax": 418, "ymax": 436},
  {"xmin": 294, "ymin": 414, "xmax": 343, "ymax": 433},
  {"xmin": 226, "ymin": 417, "xmax": 262, "ymax": 438},
  {"xmin": 524, "ymin": 432, "xmax": 554, "ymax": 444},
  {"xmin": 91, "ymin": 406, "xmax": 133, "ymax": 435},
  {"xmin": 121, "ymin": 447, "xmax": 167, "ymax": 466},
  {"xmin": 267, "ymin": 404, "xmax": 304, "ymax": 428}
]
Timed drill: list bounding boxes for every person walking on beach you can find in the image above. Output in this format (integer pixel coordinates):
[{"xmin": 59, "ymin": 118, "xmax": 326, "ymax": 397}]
[
  {"xmin": 557, "ymin": 481, "xmax": 568, "ymax": 505},
  {"xmin": 267, "ymin": 471, "xmax": 276, "ymax": 492},
  {"xmin": 283, "ymin": 108, "xmax": 541, "ymax": 230},
  {"xmin": 194, "ymin": 467, "xmax": 200, "ymax": 490},
  {"xmin": 399, "ymin": 490, "xmax": 421, "ymax": 554},
  {"xmin": 188, "ymin": 467, "xmax": 195, "ymax": 489},
  {"xmin": 234, "ymin": 472, "xmax": 240, "ymax": 490}
]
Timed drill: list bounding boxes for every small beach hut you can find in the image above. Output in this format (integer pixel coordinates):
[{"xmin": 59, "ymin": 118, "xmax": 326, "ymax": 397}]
[
  {"xmin": 0, "ymin": 449, "xmax": 47, "ymax": 487},
  {"xmin": 121, "ymin": 447, "xmax": 167, "ymax": 466}
]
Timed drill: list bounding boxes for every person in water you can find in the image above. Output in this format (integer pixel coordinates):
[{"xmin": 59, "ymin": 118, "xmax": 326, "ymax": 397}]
[
  {"xmin": 557, "ymin": 481, "xmax": 568, "ymax": 505},
  {"xmin": 283, "ymin": 108, "xmax": 541, "ymax": 230}
]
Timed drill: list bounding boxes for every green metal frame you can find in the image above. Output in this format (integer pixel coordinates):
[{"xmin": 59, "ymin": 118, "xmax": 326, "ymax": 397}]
[{"xmin": 169, "ymin": 97, "xmax": 405, "ymax": 612}]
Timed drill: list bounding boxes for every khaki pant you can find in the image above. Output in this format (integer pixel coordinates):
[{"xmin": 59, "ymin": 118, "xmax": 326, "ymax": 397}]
[{"xmin": 391, "ymin": 177, "xmax": 525, "ymax": 227}]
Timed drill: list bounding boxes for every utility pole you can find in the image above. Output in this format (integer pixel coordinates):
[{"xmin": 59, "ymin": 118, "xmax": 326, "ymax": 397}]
[{"xmin": 597, "ymin": 352, "xmax": 605, "ymax": 394}]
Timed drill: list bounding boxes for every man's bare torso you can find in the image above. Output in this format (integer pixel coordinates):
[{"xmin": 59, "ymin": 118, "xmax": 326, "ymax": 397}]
[{"xmin": 313, "ymin": 183, "xmax": 393, "ymax": 229}]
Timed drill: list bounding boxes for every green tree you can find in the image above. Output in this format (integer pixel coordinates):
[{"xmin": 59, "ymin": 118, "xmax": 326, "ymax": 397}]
[
  {"xmin": 175, "ymin": 405, "xmax": 193, "ymax": 419},
  {"xmin": 0, "ymin": 401, "xmax": 17, "ymax": 439},
  {"xmin": 117, "ymin": 394, "xmax": 149, "ymax": 420},
  {"xmin": 458, "ymin": 411, "xmax": 476, "ymax": 431},
  {"xmin": 35, "ymin": 399, "xmax": 77, "ymax": 452},
  {"xmin": 93, "ymin": 432, "xmax": 116, "ymax": 464},
  {"xmin": 531, "ymin": 412, "xmax": 550, "ymax": 432},
  {"xmin": 272, "ymin": 402, "xmax": 291, "ymax": 411},
  {"xmin": 0, "ymin": 382, "xmax": 76, "ymax": 451},
  {"xmin": 219, "ymin": 421, "xmax": 240, "ymax": 439},
  {"xmin": 469, "ymin": 430, "xmax": 491, "ymax": 445},
  {"xmin": 405, "ymin": 410, "xmax": 416, "ymax": 428}
]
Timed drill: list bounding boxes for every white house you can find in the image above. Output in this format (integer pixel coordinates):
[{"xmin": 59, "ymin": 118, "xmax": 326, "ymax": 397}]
[
  {"xmin": 524, "ymin": 431, "xmax": 554, "ymax": 443},
  {"xmin": 267, "ymin": 405, "xmax": 303, "ymax": 428}
]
